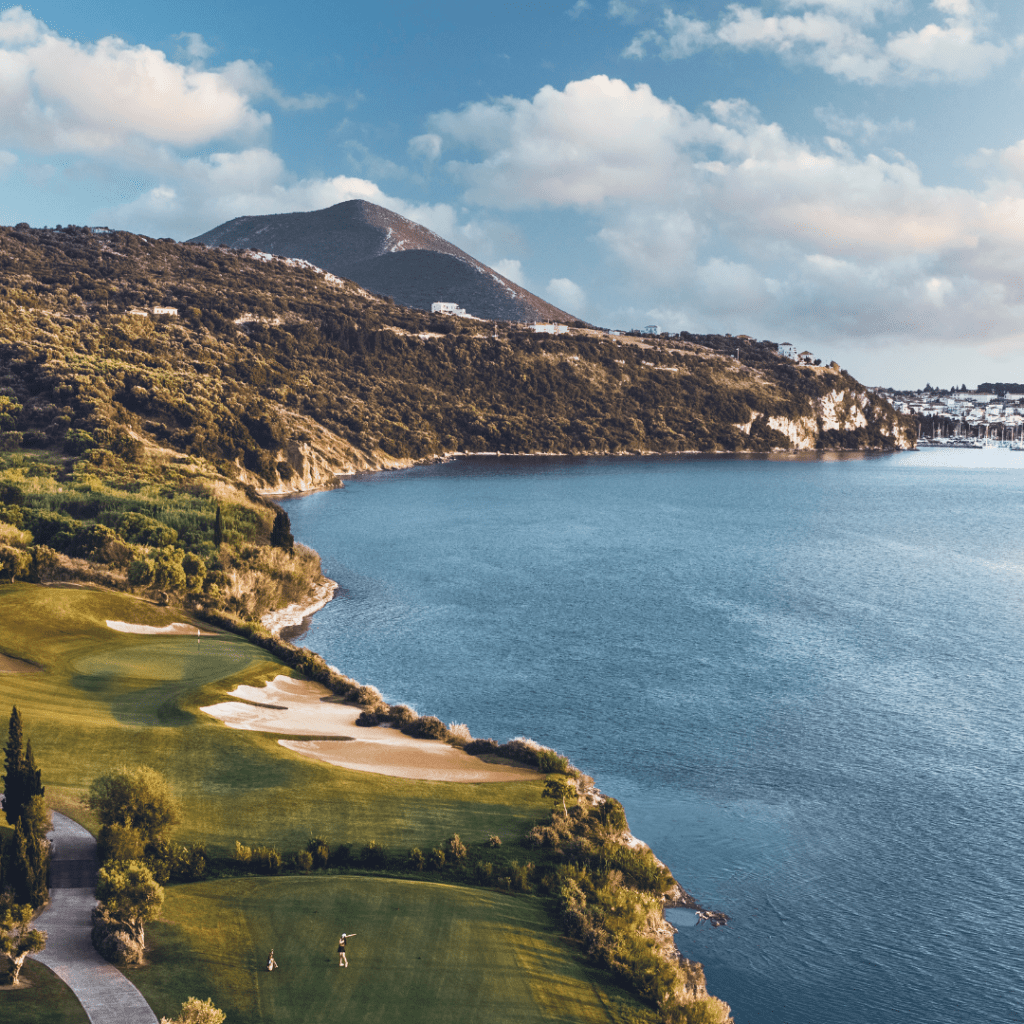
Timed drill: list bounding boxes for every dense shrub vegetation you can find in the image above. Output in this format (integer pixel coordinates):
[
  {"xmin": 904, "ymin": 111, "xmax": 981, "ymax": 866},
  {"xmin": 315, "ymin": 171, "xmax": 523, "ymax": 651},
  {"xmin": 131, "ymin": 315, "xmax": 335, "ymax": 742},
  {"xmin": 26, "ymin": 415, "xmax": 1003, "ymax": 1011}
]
[{"xmin": 0, "ymin": 226, "xmax": 908, "ymax": 486}]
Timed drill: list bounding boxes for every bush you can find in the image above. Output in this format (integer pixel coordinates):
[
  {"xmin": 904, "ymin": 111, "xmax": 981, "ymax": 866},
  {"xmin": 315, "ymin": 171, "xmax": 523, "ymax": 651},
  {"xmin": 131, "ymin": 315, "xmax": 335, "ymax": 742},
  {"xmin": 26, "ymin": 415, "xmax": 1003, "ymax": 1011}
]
[
  {"xmin": 330, "ymin": 843, "xmax": 352, "ymax": 868},
  {"xmin": 464, "ymin": 738, "xmax": 498, "ymax": 757},
  {"xmin": 446, "ymin": 722, "xmax": 471, "ymax": 746},
  {"xmin": 488, "ymin": 834, "xmax": 502, "ymax": 848},
  {"xmin": 234, "ymin": 840, "xmax": 252, "ymax": 865},
  {"xmin": 251, "ymin": 846, "xmax": 282, "ymax": 875},
  {"xmin": 401, "ymin": 715, "xmax": 448, "ymax": 741},
  {"xmin": 536, "ymin": 748, "xmax": 569, "ymax": 773},
  {"xmin": 362, "ymin": 841, "xmax": 387, "ymax": 869},
  {"xmin": 428, "ymin": 847, "xmax": 445, "ymax": 871},
  {"xmin": 294, "ymin": 850, "xmax": 313, "ymax": 871},
  {"xmin": 474, "ymin": 860, "xmax": 494, "ymax": 884},
  {"xmin": 355, "ymin": 709, "xmax": 386, "ymax": 727},
  {"xmin": 159, "ymin": 996, "xmax": 227, "ymax": 1024},
  {"xmin": 407, "ymin": 847, "xmax": 425, "ymax": 871},
  {"xmin": 387, "ymin": 704, "xmax": 417, "ymax": 726},
  {"xmin": 307, "ymin": 835, "xmax": 330, "ymax": 868}
]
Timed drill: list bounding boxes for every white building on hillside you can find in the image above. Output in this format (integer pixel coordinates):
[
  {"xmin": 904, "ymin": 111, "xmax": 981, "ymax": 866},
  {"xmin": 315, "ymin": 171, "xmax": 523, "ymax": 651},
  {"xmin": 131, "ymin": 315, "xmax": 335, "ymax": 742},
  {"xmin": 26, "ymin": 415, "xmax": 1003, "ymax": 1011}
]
[
  {"xmin": 778, "ymin": 342, "xmax": 797, "ymax": 359},
  {"xmin": 640, "ymin": 325, "xmax": 659, "ymax": 335},
  {"xmin": 431, "ymin": 301, "xmax": 468, "ymax": 316},
  {"xmin": 532, "ymin": 323, "xmax": 569, "ymax": 334},
  {"xmin": 152, "ymin": 306, "xmax": 178, "ymax": 317}
]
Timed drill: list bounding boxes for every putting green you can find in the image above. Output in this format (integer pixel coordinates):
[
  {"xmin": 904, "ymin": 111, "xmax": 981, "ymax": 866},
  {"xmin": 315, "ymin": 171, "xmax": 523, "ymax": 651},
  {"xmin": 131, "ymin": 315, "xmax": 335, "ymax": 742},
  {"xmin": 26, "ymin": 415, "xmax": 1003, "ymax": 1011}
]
[
  {"xmin": 0, "ymin": 583, "xmax": 550, "ymax": 857},
  {"xmin": 136, "ymin": 875, "xmax": 649, "ymax": 1024}
]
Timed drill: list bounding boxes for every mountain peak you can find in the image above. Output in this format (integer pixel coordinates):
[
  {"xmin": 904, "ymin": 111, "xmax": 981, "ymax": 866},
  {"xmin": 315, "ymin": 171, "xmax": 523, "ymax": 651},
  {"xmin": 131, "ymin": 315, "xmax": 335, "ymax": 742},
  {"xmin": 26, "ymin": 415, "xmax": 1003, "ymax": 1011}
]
[{"xmin": 190, "ymin": 200, "xmax": 579, "ymax": 325}]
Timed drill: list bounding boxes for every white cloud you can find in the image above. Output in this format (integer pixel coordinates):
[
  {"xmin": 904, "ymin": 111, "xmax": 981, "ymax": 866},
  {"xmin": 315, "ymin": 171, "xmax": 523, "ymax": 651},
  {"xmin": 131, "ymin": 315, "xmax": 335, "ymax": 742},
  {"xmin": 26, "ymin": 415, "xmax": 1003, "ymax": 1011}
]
[
  {"xmin": 0, "ymin": 6, "xmax": 334, "ymax": 155},
  {"xmin": 424, "ymin": 74, "xmax": 1024, "ymax": 351},
  {"xmin": 493, "ymin": 258, "xmax": 528, "ymax": 286},
  {"xmin": 814, "ymin": 105, "xmax": 914, "ymax": 141},
  {"xmin": 176, "ymin": 32, "xmax": 213, "ymax": 62},
  {"xmin": 99, "ymin": 146, "xmax": 473, "ymax": 241},
  {"xmin": 409, "ymin": 132, "xmax": 443, "ymax": 160},
  {"xmin": 567, "ymin": 1, "xmax": 591, "ymax": 18},
  {"xmin": 546, "ymin": 277, "xmax": 586, "ymax": 311},
  {"xmin": 623, "ymin": 0, "xmax": 1014, "ymax": 84}
]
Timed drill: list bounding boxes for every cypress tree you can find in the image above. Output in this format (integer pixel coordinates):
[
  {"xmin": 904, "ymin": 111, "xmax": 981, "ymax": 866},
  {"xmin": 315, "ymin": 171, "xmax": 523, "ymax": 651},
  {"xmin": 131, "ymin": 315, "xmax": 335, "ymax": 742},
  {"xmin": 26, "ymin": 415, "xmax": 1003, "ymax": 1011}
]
[
  {"xmin": 22, "ymin": 739, "xmax": 43, "ymax": 804},
  {"xmin": 2, "ymin": 706, "xmax": 25, "ymax": 826},
  {"xmin": 4, "ymin": 820, "xmax": 36, "ymax": 906},
  {"xmin": 213, "ymin": 505, "xmax": 224, "ymax": 547},
  {"xmin": 270, "ymin": 508, "xmax": 293, "ymax": 553}
]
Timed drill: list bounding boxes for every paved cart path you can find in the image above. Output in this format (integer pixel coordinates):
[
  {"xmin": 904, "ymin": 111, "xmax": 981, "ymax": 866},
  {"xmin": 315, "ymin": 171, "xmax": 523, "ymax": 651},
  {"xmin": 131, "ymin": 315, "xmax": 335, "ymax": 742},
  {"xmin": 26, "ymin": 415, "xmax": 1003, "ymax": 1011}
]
[{"xmin": 31, "ymin": 810, "xmax": 159, "ymax": 1024}]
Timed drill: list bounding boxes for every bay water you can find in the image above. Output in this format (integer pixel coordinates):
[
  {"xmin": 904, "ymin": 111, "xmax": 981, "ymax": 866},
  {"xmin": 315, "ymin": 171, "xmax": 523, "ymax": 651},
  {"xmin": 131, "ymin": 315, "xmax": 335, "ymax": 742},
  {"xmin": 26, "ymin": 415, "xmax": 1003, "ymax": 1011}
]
[{"xmin": 283, "ymin": 451, "xmax": 1024, "ymax": 1024}]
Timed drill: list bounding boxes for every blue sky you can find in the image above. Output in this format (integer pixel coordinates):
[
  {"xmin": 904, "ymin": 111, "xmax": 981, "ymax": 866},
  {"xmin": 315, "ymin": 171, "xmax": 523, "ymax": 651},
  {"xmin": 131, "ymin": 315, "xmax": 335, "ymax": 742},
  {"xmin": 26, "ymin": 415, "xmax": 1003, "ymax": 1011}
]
[{"xmin": 3, "ymin": 1, "xmax": 1024, "ymax": 387}]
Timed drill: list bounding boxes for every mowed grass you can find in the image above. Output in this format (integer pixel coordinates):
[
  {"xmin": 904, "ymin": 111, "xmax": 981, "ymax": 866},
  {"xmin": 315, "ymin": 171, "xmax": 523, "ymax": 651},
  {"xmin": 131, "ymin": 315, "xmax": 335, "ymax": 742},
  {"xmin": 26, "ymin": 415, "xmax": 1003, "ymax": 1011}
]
[
  {"xmin": 0, "ymin": 960, "xmax": 90, "ymax": 1024},
  {"xmin": 0, "ymin": 584, "xmax": 550, "ymax": 856},
  {"xmin": 136, "ymin": 875, "xmax": 648, "ymax": 1024}
]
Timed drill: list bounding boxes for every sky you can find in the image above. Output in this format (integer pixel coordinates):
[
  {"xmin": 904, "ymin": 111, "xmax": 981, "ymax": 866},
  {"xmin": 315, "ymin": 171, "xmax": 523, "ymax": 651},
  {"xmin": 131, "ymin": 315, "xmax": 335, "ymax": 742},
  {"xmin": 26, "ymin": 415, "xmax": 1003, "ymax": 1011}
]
[{"xmin": 3, "ymin": 1, "xmax": 1024, "ymax": 387}]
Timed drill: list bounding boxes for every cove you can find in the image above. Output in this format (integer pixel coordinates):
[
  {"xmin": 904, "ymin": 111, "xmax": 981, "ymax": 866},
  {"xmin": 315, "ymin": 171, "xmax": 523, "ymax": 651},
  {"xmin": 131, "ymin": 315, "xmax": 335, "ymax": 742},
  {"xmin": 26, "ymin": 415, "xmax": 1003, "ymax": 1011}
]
[{"xmin": 283, "ymin": 450, "xmax": 1024, "ymax": 1024}]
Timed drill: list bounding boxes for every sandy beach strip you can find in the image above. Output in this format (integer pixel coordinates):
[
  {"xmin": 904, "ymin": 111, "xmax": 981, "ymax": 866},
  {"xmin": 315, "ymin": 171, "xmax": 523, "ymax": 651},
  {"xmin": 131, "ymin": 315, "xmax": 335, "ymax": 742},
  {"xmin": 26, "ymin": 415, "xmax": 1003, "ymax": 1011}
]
[
  {"xmin": 201, "ymin": 674, "xmax": 536, "ymax": 783},
  {"xmin": 106, "ymin": 620, "xmax": 219, "ymax": 636}
]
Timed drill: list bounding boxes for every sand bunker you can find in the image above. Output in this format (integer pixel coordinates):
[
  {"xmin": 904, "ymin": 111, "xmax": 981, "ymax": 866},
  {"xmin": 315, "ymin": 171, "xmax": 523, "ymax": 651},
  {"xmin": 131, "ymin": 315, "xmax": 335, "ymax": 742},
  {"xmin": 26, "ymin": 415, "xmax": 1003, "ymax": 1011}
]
[
  {"xmin": 106, "ymin": 620, "xmax": 218, "ymax": 636},
  {"xmin": 0, "ymin": 653, "xmax": 39, "ymax": 674},
  {"xmin": 201, "ymin": 675, "xmax": 536, "ymax": 783}
]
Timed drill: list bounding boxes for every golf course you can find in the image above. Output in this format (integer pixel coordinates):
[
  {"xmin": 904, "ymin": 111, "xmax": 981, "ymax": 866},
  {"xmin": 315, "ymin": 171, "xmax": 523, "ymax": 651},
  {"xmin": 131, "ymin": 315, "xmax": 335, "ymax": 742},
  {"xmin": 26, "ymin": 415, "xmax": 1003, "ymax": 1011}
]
[{"xmin": 0, "ymin": 582, "xmax": 655, "ymax": 1023}]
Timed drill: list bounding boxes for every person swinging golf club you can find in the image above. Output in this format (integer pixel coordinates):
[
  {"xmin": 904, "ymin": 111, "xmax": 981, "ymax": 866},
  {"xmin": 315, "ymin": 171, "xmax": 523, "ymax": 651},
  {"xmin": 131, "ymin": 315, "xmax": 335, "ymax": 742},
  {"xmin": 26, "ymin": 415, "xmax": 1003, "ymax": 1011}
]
[
  {"xmin": 267, "ymin": 949, "xmax": 278, "ymax": 971},
  {"xmin": 338, "ymin": 932, "xmax": 356, "ymax": 967}
]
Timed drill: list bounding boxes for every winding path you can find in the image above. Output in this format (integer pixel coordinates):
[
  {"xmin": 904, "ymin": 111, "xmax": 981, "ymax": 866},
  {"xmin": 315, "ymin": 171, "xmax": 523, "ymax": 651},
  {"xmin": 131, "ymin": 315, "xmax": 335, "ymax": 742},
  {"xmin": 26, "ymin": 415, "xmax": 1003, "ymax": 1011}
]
[{"xmin": 31, "ymin": 810, "xmax": 158, "ymax": 1024}]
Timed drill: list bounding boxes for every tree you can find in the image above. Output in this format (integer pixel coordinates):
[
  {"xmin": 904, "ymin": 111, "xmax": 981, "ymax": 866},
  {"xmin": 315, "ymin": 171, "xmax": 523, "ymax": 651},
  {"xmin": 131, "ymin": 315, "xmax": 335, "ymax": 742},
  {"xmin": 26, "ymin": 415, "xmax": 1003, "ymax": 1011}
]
[
  {"xmin": 0, "ymin": 904, "xmax": 46, "ymax": 986},
  {"xmin": 270, "ymin": 508, "xmax": 293, "ymax": 553},
  {"xmin": 181, "ymin": 552, "xmax": 206, "ymax": 593},
  {"xmin": 160, "ymin": 996, "xmax": 226, "ymax": 1024},
  {"xmin": 88, "ymin": 765, "xmax": 179, "ymax": 851},
  {"xmin": 3, "ymin": 818, "xmax": 47, "ymax": 907},
  {"xmin": 2, "ymin": 705, "xmax": 25, "ymax": 825},
  {"xmin": 95, "ymin": 860, "xmax": 164, "ymax": 949},
  {"xmin": 213, "ymin": 505, "xmax": 224, "ymax": 547},
  {"xmin": 543, "ymin": 776, "xmax": 576, "ymax": 816},
  {"xmin": 151, "ymin": 548, "xmax": 186, "ymax": 593}
]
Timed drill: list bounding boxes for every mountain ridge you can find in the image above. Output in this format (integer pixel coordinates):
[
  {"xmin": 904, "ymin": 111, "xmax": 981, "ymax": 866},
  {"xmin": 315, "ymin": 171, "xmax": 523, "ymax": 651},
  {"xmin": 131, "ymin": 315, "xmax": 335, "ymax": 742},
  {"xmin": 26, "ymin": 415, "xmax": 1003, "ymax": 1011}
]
[{"xmin": 190, "ymin": 199, "xmax": 580, "ymax": 325}]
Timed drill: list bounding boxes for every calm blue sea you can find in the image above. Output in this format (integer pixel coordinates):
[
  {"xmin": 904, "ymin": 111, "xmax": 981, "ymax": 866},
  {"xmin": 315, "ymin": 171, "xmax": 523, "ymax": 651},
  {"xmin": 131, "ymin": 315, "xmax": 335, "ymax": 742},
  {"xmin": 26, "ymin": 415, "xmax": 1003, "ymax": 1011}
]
[{"xmin": 282, "ymin": 450, "xmax": 1024, "ymax": 1024}]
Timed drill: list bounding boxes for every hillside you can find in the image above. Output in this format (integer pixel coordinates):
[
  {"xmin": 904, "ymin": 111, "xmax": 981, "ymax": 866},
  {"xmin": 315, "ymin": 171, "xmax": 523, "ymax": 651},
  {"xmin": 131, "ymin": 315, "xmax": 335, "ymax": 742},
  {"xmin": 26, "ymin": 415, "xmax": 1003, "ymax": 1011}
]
[
  {"xmin": 0, "ymin": 223, "xmax": 912, "ymax": 487},
  {"xmin": 0, "ymin": 221, "xmax": 913, "ymax": 603},
  {"xmin": 190, "ymin": 199, "xmax": 579, "ymax": 324}
]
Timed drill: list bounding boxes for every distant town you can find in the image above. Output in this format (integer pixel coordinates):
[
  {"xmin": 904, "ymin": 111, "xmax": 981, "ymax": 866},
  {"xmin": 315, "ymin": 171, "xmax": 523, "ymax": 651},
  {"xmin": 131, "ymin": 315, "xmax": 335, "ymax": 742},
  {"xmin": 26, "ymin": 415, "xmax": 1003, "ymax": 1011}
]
[{"xmin": 872, "ymin": 384, "xmax": 1024, "ymax": 443}]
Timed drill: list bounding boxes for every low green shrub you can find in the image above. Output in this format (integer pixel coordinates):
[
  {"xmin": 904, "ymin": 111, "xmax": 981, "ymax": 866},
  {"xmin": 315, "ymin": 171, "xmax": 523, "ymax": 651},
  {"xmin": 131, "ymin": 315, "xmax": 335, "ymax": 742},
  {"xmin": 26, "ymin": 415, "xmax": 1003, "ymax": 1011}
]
[{"xmin": 407, "ymin": 847, "xmax": 425, "ymax": 871}]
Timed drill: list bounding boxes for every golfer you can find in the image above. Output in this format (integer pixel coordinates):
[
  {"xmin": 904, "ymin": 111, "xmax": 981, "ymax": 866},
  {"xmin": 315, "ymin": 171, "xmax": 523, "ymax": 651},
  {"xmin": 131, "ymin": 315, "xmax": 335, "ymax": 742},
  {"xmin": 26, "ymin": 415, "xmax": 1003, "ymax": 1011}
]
[
  {"xmin": 267, "ymin": 949, "xmax": 278, "ymax": 971},
  {"xmin": 338, "ymin": 933, "xmax": 356, "ymax": 967}
]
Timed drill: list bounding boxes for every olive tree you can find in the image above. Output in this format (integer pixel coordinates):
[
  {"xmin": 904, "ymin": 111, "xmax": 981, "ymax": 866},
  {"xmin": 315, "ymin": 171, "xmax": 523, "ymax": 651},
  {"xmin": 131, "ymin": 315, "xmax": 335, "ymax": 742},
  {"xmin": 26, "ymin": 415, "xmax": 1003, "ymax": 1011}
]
[
  {"xmin": 95, "ymin": 859, "xmax": 164, "ymax": 950},
  {"xmin": 88, "ymin": 765, "xmax": 178, "ymax": 855},
  {"xmin": 0, "ymin": 904, "xmax": 46, "ymax": 986}
]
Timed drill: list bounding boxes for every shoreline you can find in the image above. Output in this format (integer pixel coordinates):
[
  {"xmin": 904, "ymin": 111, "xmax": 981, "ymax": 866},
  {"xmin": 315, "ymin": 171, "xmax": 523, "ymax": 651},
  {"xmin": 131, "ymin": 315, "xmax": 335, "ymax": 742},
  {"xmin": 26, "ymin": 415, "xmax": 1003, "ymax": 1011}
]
[
  {"xmin": 263, "ymin": 446, "xmax": 907, "ymax": 500},
  {"xmin": 259, "ymin": 576, "xmax": 338, "ymax": 636},
  {"xmin": 266, "ymin": 461, "xmax": 731, "ymax": 974}
]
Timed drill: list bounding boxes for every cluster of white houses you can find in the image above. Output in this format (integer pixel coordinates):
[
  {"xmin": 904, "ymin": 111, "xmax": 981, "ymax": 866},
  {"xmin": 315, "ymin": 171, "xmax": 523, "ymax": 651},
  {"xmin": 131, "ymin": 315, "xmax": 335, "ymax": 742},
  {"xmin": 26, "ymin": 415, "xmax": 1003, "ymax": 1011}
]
[
  {"xmin": 129, "ymin": 305, "xmax": 178, "ymax": 317},
  {"xmin": 878, "ymin": 389, "xmax": 1024, "ymax": 434},
  {"xmin": 430, "ymin": 300, "xmax": 569, "ymax": 334}
]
